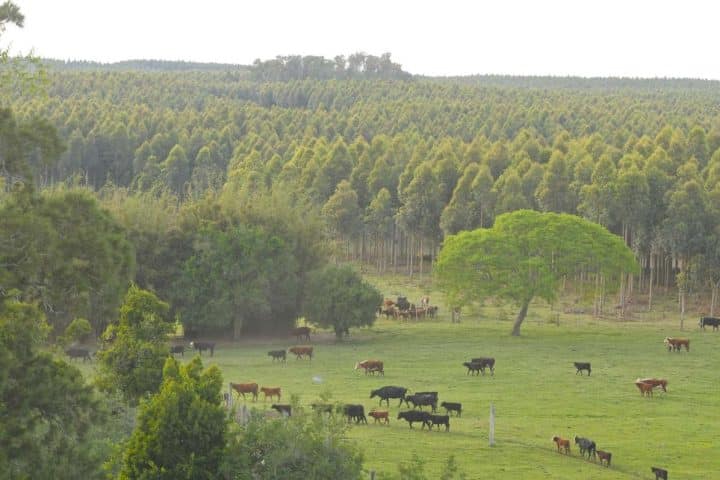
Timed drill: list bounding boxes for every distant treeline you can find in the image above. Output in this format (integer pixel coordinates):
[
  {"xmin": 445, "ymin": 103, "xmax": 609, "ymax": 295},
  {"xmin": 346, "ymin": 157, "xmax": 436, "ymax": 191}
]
[{"xmin": 42, "ymin": 58, "xmax": 250, "ymax": 73}]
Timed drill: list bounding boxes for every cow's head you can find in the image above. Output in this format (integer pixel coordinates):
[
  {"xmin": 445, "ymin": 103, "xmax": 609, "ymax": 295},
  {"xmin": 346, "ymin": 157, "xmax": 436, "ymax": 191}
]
[{"xmin": 370, "ymin": 390, "xmax": 377, "ymax": 398}]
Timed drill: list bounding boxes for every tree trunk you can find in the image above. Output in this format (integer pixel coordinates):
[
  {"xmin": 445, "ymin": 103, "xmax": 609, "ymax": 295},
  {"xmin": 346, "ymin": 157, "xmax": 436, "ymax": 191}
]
[
  {"xmin": 511, "ymin": 298, "xmax": 531, "ymax": 336},
  {"xmin": 233, "ymin": 316, "xmax": 243, "ymax": 340},
  {"xmin": 648, "ymin": 254, "xmax": 654, "ymax": 311}
]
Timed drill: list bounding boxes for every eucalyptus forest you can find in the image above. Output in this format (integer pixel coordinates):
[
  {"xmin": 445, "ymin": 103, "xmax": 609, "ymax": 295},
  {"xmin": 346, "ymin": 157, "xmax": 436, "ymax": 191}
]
[{"xmin": 3, "ymin": 1, "xmax": 720, "ymax": 478}]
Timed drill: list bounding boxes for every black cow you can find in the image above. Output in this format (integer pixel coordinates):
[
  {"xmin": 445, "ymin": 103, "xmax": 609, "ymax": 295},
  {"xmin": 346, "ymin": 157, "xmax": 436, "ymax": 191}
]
[
  {"xmin": 397, "ymin": 410, "xmax": 431, "ymax": 429},
  {"xmin": 396, "ymin": 296, "xmax": 411, "ymax": 311},
  {"xmin": 65, "ymin": 347, "xmax": 92, "ymax": 362},
  {"xmin": 699, "ymin": 316, "xmax": 720, "ymax": 331},
  {"xmin": 370, "ymin": 386, "xmax": 408, "ymax": 407},
  {"xmin": 470, "ymin": 357, "xmax": 495, "ymax": 375},
  {"xmin": 343, "ymin": 404, "xmax": 367, "ymax": 424},
  {"xmin": 463, "ymin": 361, "xmax": 484, "ymax": 375},
  {"xmin": 574, "ymin": 436, "xmax": 597, "ymax": 460},
  {"xmin": 405, "ymin": 393, "xmax": 438, "ymax": 412},
  {"xmin": 271, "ymin": 404, "xmax": 292, "ymax": 417},
  {"xmin": 651, "ymin": 467, "xmax": 668, "ymax": 480},
  {"xmin": 574, "ymin": 362, "xmax": 591, "ymax": 376},
  {"xmin": 190, "ymin": 341, "xmax": 215, "ymax": 356},
  {"xmin": 170, "ymin": 345, "xmax": 185, "ymax": 356},
  {"xmin": 428, "ymin": 414, "xmax": 450, "ymax": 431},
  {"xmin": 268, "ymin": 350, "xmax": 286, "ymax": 362},
  {"xmin": 440, "ymin": 401, "xmax": 462, "ymax": 417}
]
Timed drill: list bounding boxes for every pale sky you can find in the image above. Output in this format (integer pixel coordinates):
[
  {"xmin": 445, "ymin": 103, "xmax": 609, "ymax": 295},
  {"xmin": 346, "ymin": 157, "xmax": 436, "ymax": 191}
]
[{"xmin": 7, "ymin": 0, "xmax": 720, "ymax": 79}]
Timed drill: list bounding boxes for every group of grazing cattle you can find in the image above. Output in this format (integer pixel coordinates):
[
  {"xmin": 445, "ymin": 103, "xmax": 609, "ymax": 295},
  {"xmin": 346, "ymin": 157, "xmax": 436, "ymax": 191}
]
[
  {"xmin": 267, "ymin": 345, "xmax": 314, "ymax": 361},
  {"xmin": 170, "ymin": 341, "xmax": 216, "ymax": 357},
  {"xmin": 378, "ymin": 296, "xmax": 438, "ymax": 321},
  {"xmin": 552, "ymin": 436, "xmax": 612, "ymax": 467},
  {"xmin": 462, "ymin": 357, "xmax": 495, "ymax": 376}
]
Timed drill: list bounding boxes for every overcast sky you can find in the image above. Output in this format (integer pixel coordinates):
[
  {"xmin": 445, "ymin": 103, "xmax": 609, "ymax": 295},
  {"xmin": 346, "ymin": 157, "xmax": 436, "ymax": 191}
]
[{"xmin": 7, "ymin": 0, "xmax": 720, "ymax": 79}]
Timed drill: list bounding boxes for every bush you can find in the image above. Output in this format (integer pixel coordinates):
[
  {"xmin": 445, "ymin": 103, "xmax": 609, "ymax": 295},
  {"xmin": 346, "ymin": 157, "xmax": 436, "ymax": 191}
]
[{"xmin": 61, "ymin": 317, "xmax": 93, "ymax": 345}]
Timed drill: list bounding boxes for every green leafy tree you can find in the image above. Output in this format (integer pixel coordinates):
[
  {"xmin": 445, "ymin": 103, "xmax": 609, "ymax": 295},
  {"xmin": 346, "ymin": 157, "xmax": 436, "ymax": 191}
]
[
  {"xmin": 303, "ymin": 264, "xmax": 382, "ymax": 339},
  {"xmin": 119, "ymin": 356, "xmax": 226, "ymax": 480},
  {"xmin": 436, "ymin": 210, "xmax": 638, "ymax": 336},
  {"xmin": 321, "ymin": 179, "xmax": 362, "ymax": 242},
  {"xmin": 0, "ymin": 299, "xmax": 105, "ymax": 479},
  {"xmin": 222, "ymin": 401, "xmax": 364, "ymax": 480},
  {"xmin": 96, "ymin": 285, "xmax": 173, "ymax": 405},
  {"xmin": 60, "ymin": 317, "xmax": 93, "ymax": 345}
]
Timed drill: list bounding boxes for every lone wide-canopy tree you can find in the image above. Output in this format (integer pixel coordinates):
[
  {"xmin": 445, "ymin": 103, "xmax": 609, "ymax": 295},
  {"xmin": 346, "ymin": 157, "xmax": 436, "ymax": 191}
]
[{"xmin": 435, "ymin": 210, "xmax": 638, "ymax": 336}]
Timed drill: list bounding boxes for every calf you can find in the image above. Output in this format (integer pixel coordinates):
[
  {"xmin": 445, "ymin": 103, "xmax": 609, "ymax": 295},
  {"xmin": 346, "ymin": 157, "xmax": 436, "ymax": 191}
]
[
  {"xmin": 270, "ymin": 404, "xmax": 292, "ymax": 417},
  {"xmin": 574, "ymin": 436, "xmax": 596, "ymax": 460},
  {"xmin": 440, "ymin": 401, "xmax": 462, "ymax": 417},
  {"xmin": 65, "ymin": 347, "xmax": 92, "ymax": 362},
  {"xmin": 260, "ymin": 386, "xmax": 281, "ymax": 402},
  {"xmin": 428, "ymin": 414, "xmax": 450, "ymax": 431},
  {"xmin": 699, "ymin": 316, "xmax": 720, "ymax": 331},
  {"xmin": 651, "ymin": 467, "xmax": 668, "ymax": 480},
  {"xmin": 170, "ymin": 345, "xmax": 185, "ymax": 356},
  {"xmin": 268, "ymin": 350, "xmax": 286, "ymax": 362},
  {"xmin": 635, "ymin": 381, "xmax": 654, "ymax": 397},
  {"xmin": 355, "ymin": 360, "xmax": 384, "ymax": 376},
  {"xmin": 637, "ymin": 378, "xmax": 667, "ymax": 392},
  {"xmin": 463, "ymin": 361, "xmax": 484, "ymax": 375},
  {"xmin": 663, "ymin": 337, "xmax": 689, "ymax": 352},
  {"xmin": 596, "ymin": 450, "xmax": 612, "ymax": 467},
  {"xmin": 397, "ymin": 410, "xmax": 431, "ymax": 429},
  {"xmin": 343, "ymin": 404, "xmax": 367, "ymax": 424},
  {"xmin": 370, "ymin": 386, "xmax": 408, "ymax": 407},
  {"xmin": 552, "ymin": 436, "xmax": 570, "ymax": 454},
  {"xmin": 470, "ymin": 357, "xmax": 496, "ymax": 375},
  {"xmin": 405, "ymin": 393, "xmax": 437, "ymax": 412},
  {"xmin": 190, "ymin": 341, "xmax": 215, "ymax": 356},
  {"xmin": 573, "ymin": 362, "xmax": 591, "ymax": 376},
  {"xmin": 368, "ymin": 409, "xmax": 390, "ymax": 424}
]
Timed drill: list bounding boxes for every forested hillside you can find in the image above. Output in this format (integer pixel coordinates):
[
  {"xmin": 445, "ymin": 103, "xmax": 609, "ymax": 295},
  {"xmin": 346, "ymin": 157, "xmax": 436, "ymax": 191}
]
[{"xmin": 5, "ymin": 56, "xmax": 720, "ymax": 336}]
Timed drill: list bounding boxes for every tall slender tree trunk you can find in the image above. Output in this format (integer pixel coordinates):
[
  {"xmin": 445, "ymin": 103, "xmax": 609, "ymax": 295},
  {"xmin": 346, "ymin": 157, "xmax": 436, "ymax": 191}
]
[
  {"xmin": 511, "ymin": 298, "xmax": 531, "ymax": 336},
  {"xmin": 648, "ymin": 254, "xmax": 654, "ymax": 311}
]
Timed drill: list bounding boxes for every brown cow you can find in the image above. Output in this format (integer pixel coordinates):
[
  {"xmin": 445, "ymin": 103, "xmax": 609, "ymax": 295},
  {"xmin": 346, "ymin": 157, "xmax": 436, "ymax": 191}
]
[
  {"xmin": 552, "ymin": 436, "xmax": 570, "ymax": 454},
  {"xmin": 289, "ymin": 345, "xmax": 313, "ymax": 360},
  {"xmin": 260, "ymin": 386, "xmax": 281, "ymax": 402},
  {"xmin": 368, "ymin": 409, "xmax": 390, "ymax": 424},
  {"xmin": 637, "ymin": 378, "xmax": 668, "ymax": 392},
  {"xmin": 355, "ymin": 360, "xmax": 384, "ymax": 376},
  {"xmin": 664, "ymin": 337, "xmax": 689, "ymax": 352},
  {"xmin": 292, "ymin": 326, "xmax": 311, "ymax": 342},
  {"xmin": 597, "ymin": 450, "xmax": 612, "ymax": 467},
  {"xmin": 230, "ymin": 382, "xmax": 258, "ymax": 401},
  {"xmin": 635, "ymin": 381, "xmax": 654, "ymax": 397}
]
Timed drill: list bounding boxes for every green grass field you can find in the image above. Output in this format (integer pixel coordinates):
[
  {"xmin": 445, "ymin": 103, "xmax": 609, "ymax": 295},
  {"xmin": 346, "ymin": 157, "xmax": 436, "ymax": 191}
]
[{"xmin": 83, "ymin": 275, "xmax": 720, "ymax": 479}]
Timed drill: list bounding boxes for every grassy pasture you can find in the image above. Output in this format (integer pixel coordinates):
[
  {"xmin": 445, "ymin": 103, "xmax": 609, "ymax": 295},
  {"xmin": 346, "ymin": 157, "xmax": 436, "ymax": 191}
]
[{"xmin": 78, "ymin": 275, "xmax": 719, "ymax": 479}]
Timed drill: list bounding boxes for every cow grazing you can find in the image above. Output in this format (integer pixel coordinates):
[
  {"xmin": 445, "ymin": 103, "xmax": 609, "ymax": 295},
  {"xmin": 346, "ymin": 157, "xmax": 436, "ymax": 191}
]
[
  {"xmin": 470, "ymin": 357, "xmax": 496, "ymax": 375},
  {"xmin": 463, "ymin": 361, "xmax": 484, "ymax": 376},
  {"xmin": 699, "ymin": 316, "xmax": 720, "ymax": 331},
  {"xmin": 440, "ymin": 401, "xmax": 462, "ymax": 417},
  {"xmin": 65, "ymin": 347, "xmax": 92, "ymax": 362},
  {"xmin": 663, "ymin": 337, "xmax": 689, "ymax": 352},
  {"xmin": 574, "ymin": 436, "xmax": 597, "ymax": 460},
  {"xmin": 170, "ymin": 345, "xmax": 185, "ymax": 356},
  {"xmin": 597, "ymin": 450, "xmax": 612, "ymax": 467},
  {"xmin": 292, "ymin": 326, "xmax": 311, "ymax": 342},
  {"xmin": 268, "ymin": 350, "xmax": 286, "ymax": 362},
  {"xmin": 355, "ymin": 360, "xmax": 384, "ymax": 376},
  {"xmin": 552, "ymin": 436, "xmax": 570, "ymax": 454},
  {"xmin": 651, "ymin": 467, "xmax": 668, "ymax": 480},
  {"xmin": 260, "ymin": 386, "xmax": 281, "ymax": 402},
  {"xmin": 288, "ymin": 345, "xmax": 313, "ymax": 360},
  {"xmin": 370, "ymin": 386, "xmax": 408, "ymax": 407},
  {"xmin": 230, "ymin": 382, "xmax": 258, "ymax": 401},
  {"xmin": 635, "ymin": 381, "xmax": 654, "ymax": 397},
  {"xmin": 368, "ymin": 409, "xmax": 390, "ymax": 424},
  {"xmin": 343, "ymin": 404, "xmax": 367, "ymax": 424},
  {"xmin": 405, "ymin": 393, "xmax": 438, "ymax": 412},
  {"xmin": 271, "ymin": 404, "xmax": 292, "ymax": 417},
  {"xmin": 397, "ymin": 410, "xmax": 431, "ymax": 429},
  {"xmin": 190, "ymin": 341, "xmax": 215, "ymax": 356},
  {"xmin": 428, "ymin": 414, "xmax": 450, "ymax": 431},
  {"xmin": 637, "ymin": 378, "xmax": 668, "ymax": 392},
  {"xmin": 573, "ymin": 362, "xmax": 591, "ymax": 375}
]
